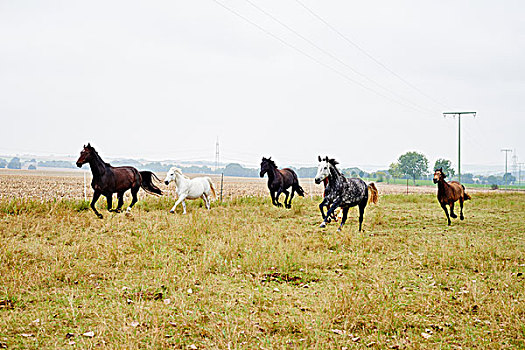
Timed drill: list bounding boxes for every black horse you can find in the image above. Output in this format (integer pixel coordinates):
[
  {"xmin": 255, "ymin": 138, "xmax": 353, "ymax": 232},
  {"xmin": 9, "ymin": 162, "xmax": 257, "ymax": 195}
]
[
  {"xmin": 76, "ymin": 143, "xmax": 162, "ymax": 218},
  {"xmin": 260, "ymin": 157, "xmax": 305, "ymax": 208},
  {"xmin": 314, "ymin": 156, "xmax": 378, "ymax": 232}
]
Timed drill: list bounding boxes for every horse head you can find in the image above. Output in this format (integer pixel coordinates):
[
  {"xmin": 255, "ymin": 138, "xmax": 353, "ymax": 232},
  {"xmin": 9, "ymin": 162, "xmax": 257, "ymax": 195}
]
[
  {"xmin": 164, "ymin": 167, "xmax": 183, "ymax": 185},
  {"xmin": 315, "ymin": 156, "xmax": 332, "ymax": 184},
  {"xmin": 260, "ymin": 157, "xmax": 275, "ymax": 178},
  {"xmin": 76, "ymin": 143, "xmax": 94, "ymax": 168},
  {"xmin": 433, "ymin": 168, "xmax": 446, "ymax": 183}
]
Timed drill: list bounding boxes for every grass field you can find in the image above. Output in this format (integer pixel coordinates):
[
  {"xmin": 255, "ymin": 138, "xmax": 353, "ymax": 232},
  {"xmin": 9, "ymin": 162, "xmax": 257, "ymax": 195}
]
[{"xmin": 1, "ymin": 192, "xmax": 524, "ymax": 349}]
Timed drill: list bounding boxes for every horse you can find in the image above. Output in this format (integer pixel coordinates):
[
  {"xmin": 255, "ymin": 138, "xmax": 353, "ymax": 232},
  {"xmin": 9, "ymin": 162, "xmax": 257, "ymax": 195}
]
[
  {"xmin": 314, "ymin": 156, "xmax": 378, "ymax": 232},
  {"xmin": 163, "ymin": 167, "xmax": 215, "ymax": 214},
  {"xmin": 259, "ymin": 157, "xmax": 305, "ymax": 208},
  {"xmin": 76, "ymin": 143, "xmax": 162, "ymax": 218},
  {"xmin": 433, "ymin": 168, "xmax": 471, "ymax": 225}
]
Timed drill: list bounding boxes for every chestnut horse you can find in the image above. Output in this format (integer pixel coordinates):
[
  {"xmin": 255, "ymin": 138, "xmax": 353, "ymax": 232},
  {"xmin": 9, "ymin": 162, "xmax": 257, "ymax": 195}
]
[
  {"xmin": 260, "ymin": 157, "xmax": 305, "ymax": 208},
  {"xmin": 76, "ymin": 143, "xmax": 162, "ymax": 218},
  {"xmin": 433, "ymin": 168, "xmax": 471, "ymax": 225}
]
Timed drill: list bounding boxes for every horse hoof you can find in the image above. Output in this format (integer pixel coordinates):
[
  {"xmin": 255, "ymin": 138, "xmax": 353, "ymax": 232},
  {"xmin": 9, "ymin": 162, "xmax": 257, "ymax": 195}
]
[
  {"xmin": 169, "ymin": 210, "xmax": 174, "ymax": 214},
  {"xmin": 319, "ymin": 222, "xmax": 326, "ymax": 228},
  {"xmin": 97, "ymin": 214, "xmax": 103, "ymax": 219},
  {"xmin": 460, "ymin": 216, "xmax": 464, "ymax": 220}
]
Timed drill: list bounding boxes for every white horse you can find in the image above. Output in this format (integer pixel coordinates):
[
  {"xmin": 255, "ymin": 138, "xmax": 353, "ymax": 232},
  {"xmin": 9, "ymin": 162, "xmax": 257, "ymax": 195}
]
[{"xmin": 163, "ymin": 167, "xmax": 216, "ymax": 214}]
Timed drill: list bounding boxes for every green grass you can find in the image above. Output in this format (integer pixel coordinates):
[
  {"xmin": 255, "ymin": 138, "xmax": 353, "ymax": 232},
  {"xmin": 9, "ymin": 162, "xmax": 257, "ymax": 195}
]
[
  {"xmin": 363, "ymin": 177, "xmax": 525, "ymax": 190},
  {"xmin": 1, "ymin": 193, "xmax": 524, "ymax": 349}
]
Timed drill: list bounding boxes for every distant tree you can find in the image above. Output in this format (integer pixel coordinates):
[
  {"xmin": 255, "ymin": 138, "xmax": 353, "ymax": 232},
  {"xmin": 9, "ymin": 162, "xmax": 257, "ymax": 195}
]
[
  {"xmin": 224, "ymin": 163, "xmax": 258, "ymax": 177},
  {"xmin": 375, "ymin": 171, "xmax": 387, "ymax": 182},
  {"xmin": 28, "ymin": 164, "xmax": 37, "ymax": 170},
  {"xmin": 434, "ymin": 158, "xmax": 455, "ymax": 177},
  {"xmin": 296, "ymin": 167, "xmax": 317, "ymax": 178},
  {"xmin": 397, "ymin": 151, "xmax": 429, "ymax": 184},
  {"xmin": 503, "ymin": 172, "xmax": 516, "ymax": 185},
  {"xmin": 487, "ymin": 175, "xmax": 502, "ymax": 186},
  {"xmin": 37, "ymin": 160, "xmax": 76, "ymax": 169},
  {"xmin": 142, "ymin": 162, "xmax": 169, "ymax": 172},
  {"xmin": 0, "ymin": 159, "xmax": 6, "ymax": 168},
  {"xmin": 461, "ymin": 173, "xmax": 474, "ymax": 184},
  {"xmin": 388, "ymin": 162, "xmax": 403, "ymax": 178},
  {"xmin": 7, "ymin": 157, "xmax": 21, "ymax": 169}
]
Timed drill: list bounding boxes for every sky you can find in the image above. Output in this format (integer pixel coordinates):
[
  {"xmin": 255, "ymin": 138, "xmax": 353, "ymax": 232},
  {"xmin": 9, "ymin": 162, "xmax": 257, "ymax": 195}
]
[{"xmin": 0, "ymin": 0, "xmax": 523, "ymax": 172}]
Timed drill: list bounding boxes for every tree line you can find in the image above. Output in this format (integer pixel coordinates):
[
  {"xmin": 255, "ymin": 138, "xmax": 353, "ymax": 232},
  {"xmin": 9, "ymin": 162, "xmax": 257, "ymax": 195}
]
[{"xmin": 0, "ymin": 154, "xmax": 520, "ymax": 186}]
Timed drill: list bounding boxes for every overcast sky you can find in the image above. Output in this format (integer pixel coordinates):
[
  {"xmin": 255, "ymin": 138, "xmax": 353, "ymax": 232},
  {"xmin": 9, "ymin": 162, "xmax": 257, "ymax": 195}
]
[{"xmin": 0, "ymin": 0, "xmax": 523, "ymax": 171}]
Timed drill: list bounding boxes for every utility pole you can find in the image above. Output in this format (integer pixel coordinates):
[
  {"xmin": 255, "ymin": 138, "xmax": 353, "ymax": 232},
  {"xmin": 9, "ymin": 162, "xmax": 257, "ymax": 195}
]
[
  {"xmin": 518, "ymin": 163, "xmax": 524, "ymax": 187},
  {"xmin": 501, "ymin": 148, "xmax": 512, "ymax": 188},
  {"xmin": 443, "ymin": 111, "xmax": 476, "ymax": 183}
]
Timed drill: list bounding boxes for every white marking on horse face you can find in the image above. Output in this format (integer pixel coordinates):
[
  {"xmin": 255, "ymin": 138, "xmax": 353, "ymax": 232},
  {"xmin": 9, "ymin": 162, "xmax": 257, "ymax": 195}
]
[{"xmin": 314, "ymin": 160, "xmax": 330, "ymax": 184}]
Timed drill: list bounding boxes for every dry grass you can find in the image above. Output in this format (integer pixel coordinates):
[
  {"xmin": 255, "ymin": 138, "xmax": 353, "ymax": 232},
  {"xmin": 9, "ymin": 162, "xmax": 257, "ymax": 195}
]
[{"xmin": 1, "ymin": 189, "xmax": 524, "ymax": 349}]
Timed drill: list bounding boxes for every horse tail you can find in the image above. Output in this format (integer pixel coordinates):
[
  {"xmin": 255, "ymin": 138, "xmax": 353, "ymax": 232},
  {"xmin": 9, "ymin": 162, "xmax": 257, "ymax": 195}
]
[
  {"xmin": 208, "ymin": 177, "xmax": 216, "ymax": 198},
  {"xmin": 367, "ymin": 183, "xmax": 378, "ymax": 204},
  {"xmin": 290, "ymin": 170, "xmax": 305, "ymax": 196},
  {"xmin": 294, "ymin": 183, "xmax": 305, "ymax": 197},
  {"xmin": 462, "ymin": 185, "xmax": 471, "ymax": 200},
  {"xmin": 140, "ymin": 171, "xmax": 163, "ymax": 195}
]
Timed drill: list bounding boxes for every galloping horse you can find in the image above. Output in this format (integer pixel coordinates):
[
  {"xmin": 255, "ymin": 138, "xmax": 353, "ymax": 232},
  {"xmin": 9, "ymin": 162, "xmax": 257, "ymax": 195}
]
[
  {"xmin": 260, "ymin": 157, "xmax": 305, "ymax": 208},
  {"xmin": 76, "ymin": 143, "xmax": 162, "ymax": 218},
  {"xmin": 314, "ymin": 156, "xmax": 378, "ymax": 232},
  {"xmin": 433, "ymin": 168, "xmax": 471, "ymax": 225},
  {"xmin": 164, "ymin": 167, "xmax": 215, "ymax": 214}
]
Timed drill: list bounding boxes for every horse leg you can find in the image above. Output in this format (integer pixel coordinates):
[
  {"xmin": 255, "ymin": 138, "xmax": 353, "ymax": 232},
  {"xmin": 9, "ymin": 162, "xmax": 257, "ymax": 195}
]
[
  {"xmin": 358, "ymin": 202, "xmax": 366, "ymax": 232},
  {"xmin": 91, "ymin": 190, "xmax": 103, "ymax": 219},
  {"xmin": 441, "ymin": 203, "xmax": 451, "ymax": 225},
  {"xmin": 337, "ymin": 207, "xmax": 349, "ymax": 232},
  {"xmin": 287, "ymin": 188, "xmax": 295, "ymax": 209},
  {"xmin": 449, "ymin": 202, "xmax": 457, "ymax": 219},
  {"xmin": 170, "ymin": 195, "xmax": 186, "ymax": 214},
  {"xmin": 274, "ymin": 189, "xmax": 283, "ymax": 207},
  {"xmin": 320, "ymin": 199, "xmax": 341, "ymax": 228},
  {"xmin": 282, "ymin": 189, "xmax": 290, "ymax": 209},
  {"xmin": 202, "ymin": 193, "xmax": 211, "ymax": 210},
  {"xmin": 319, "ymin": 199, "xmax": 329, "ymax": 221},
  {"xmin": 270, "ymin": 190, "xmax": 277, "ymax": 206},
  {"xmin": 459, "ymin": 197, "xmax": 465, "ymax": 220},
  {"xmin": 105, "ymin": 194, "xmax": 113, "ymax": 212},
  {"xmin": 181, "ymin": 200, "xmax": 187, "ymax": 214},
  {"xmin": 115, "ymin": 191, "xmax": 125, "ymax": 213},
  {"xmin": 126, "ymin": 186, "xmax": 139, "ymax": 213}
]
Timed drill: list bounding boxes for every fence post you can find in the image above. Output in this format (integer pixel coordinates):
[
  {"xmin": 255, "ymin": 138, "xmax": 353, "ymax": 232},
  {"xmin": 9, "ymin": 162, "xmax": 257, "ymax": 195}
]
[{"xmin": 220, "ymin": 173, "xmax": 224, "ymax": 202}]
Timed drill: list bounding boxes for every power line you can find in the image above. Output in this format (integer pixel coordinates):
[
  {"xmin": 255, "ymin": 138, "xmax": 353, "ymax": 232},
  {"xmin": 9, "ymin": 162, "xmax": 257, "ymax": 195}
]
[
  {"xmin": 211, "ymin": 0, "xmax": 436, "ymax": 115},
  {"xmin": 293, "ymin": 0, "xmax": 451, "ymax": 110},
  {"xmin": 241, "ymin": 0, "xmax": 436, "ymax": 115}
]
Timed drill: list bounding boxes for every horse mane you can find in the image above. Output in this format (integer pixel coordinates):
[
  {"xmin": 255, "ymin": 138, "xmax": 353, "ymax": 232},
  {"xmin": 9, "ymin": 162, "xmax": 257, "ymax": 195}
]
[
  {"xmin": 263, "ymin": 157, "xmax": 277, "ymax": 169},
  {"xmin": 87, "ymin": 144, "xmax": 111, "ymax": 167},
  {"xmin": 324, "ymin": 156, "xmax": 342, "ymax": 177},
  {"xmin": 172, "ymin": 167, "xmax": 190, "ymax": 180}
]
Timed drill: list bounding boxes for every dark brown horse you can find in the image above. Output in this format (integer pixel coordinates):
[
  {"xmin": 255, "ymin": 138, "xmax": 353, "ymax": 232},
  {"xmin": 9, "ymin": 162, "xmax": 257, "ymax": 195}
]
[
  {"xmin": 76, "ymin": 143, "xmax": 162, "ymax": 218},
  {"xmin": 260, "ymin": 157, "xmax": 305, "ymax": 208},
  {"xmin": 433, "ymin": 168, "xmax": 471, "ymax": 225}
]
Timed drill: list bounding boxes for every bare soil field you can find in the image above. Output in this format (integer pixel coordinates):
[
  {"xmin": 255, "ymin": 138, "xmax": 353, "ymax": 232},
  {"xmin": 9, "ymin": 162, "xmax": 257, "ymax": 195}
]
[{"xmin": 0, "ymin": 169, "xmax": 454, "ymax": 202}]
